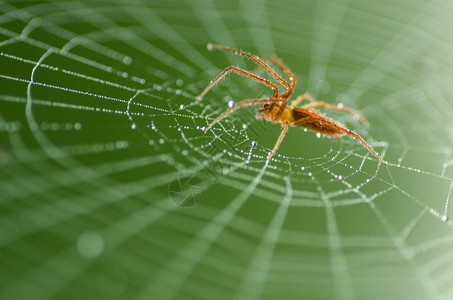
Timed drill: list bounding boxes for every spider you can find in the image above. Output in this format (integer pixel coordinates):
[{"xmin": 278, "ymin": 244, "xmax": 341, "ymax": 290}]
[{"xmin": 197, "ymin": 44, "xmax": 388, "ymax": 164}]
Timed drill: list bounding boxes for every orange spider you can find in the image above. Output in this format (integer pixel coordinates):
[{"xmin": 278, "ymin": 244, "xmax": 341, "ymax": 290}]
[{"xmin": 197, "ymin": 44, "xmax": 387, "ymax": 164}]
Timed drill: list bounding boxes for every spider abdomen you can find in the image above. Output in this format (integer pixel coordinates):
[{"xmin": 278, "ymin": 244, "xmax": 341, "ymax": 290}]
[{"xmin": 292, "ymin": 108, "xmax": 344, "ymax": 137}]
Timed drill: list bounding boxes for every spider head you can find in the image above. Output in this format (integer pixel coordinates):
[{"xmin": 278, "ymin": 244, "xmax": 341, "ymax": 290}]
[{"xmin": 256, "ymin": 104, "xmax": 273, "ymax": 121}]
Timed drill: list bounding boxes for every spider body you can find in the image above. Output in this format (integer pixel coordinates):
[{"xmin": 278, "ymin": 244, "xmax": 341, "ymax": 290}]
[
  {"xmin": 257, "ymin": 103, "xmax": 343, "ymax": 137},
  {"xmin": 198, "ymin": 44, "xmax": 387, "ymax": 164}
]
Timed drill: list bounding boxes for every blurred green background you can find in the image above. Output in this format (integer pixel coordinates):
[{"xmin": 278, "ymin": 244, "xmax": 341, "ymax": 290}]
[{"xmin": 1, "ymin": 0, "xmax": 453, "ymax": 299}]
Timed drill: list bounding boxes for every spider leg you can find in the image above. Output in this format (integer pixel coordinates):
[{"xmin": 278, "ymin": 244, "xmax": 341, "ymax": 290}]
[
  {"xmin": 342, "ymin": 128, "xmax": 387, "ymax": 164},
  {"xmin": 197, "ymin": 66, "xmax": 279, "ymax": 100},
  {"xmin": 289, "ymin": 93, "xmax": 315, "ymax": 109},
  {"xmin": 204, "ymin": 98, "xmax": 286, "ymax": 133},
  {"xmin": 265, "ymin": 56, "xmax": 295, "ymax": 99},
  {"xmin": 291, "ymin": 93, "xmax": 368, "ymax": 127},
  {"xmin": 301, "ymin": 101, "xmax": 369, "ymax": 127},
  {"xmin": 207, "ymin": 44, "xmax": 292, "ymax": 96},
  {"xmin": 267, "ymin": 121, "xmax": 290, "ymax": 163},
  {"xmin": 292, "ymin": 117, "xmax": 387, "ymax": 164}
]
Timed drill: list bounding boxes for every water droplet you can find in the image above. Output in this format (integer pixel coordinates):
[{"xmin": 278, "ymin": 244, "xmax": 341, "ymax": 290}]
[
  {"xmin": 182, "ymin": 150, "xmax": 188, "ymax": 155},
  {"xmin": 180, "ymin": 104, "xmax": 184, "ymax": 109},
  {"xmin": 77, "ymin": 231, "xmax": 105, "ymax": 259},
  {"xmin": 316, "ymin": 79, "xmax": 331, "ymax": 93},
  {"xmin": 123, "ymin": 56, "xmax": 132, "ymax": 65},
  {"xmin": 308, "ymin": 172, "xmax": 312, "ymax": 176},
  {"xmin": 6, "ymin": 121, "xmax": 20, "ymax": 132},
  {"xmin": 316, "ymin": 133, "xmax": 321, "ymax": 138},
  {"xmin": 207, "ymin": 43, "xmax": 213, "ymax": 50},
  {"xmin": 116, "ymin": 141, "xmax": 128, "ymax": 148},
  {"xmin": 176, "ymin": 89, "xmax": 181, "ymax": 95},
  {"xmin": 51, "ymin": 123, "xmax": 59, "ymax": 131},
  {"xmin": 201, "ymin": 126, "xmax": 206, "ymax": 131},
  {"xmin": 242, "ymin": 124, "xmax": 247, "ymax": 129},
  {"xmin": 337, "ymin": 103, "xmax": 343, "ymax": 109},
  {"xmin": 159, "ymin": 138, "xmax": 165, "ymax": 144},
  {"xmin": 149, "ymin": 140, "xmax": 155, "ymax": 145},
  {"xmin": 176, "ymin": 79, "xmax": 183, "ymax": 86},
  {"xmin": 251, "ymin": 140, "xmax": 257, "ymax": 147},
  {"xmin": 338, "ymin": 175, "xmax": 343, "ymax": 180},
  {"xmin": 301, "ymin": 166, "xmax": 305, "ymax": 171},
  {"xmin": 31, "ymin": 18, "xmax": 42, "ymax": 26},
  {"xmin": 228, "ymin": 100, "xmax": 235, "ymax": 108},
  {"xmin": 441, "ymin": 215, "xmax": 448, "ymax": 222},
  {"xmin": 131, "ymin": 123, "xmax": 137, "ymax": 130}
]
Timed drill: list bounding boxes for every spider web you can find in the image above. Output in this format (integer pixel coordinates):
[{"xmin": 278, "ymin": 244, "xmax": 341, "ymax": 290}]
[{"xmin": 1, "ymin": 0, "xmax": 453, "ymax": 299}]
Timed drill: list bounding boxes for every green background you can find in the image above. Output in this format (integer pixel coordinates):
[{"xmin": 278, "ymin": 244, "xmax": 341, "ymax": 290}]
[{"xmin": 1, "ymin": 0, "xmax": 453, "ymax": 299}]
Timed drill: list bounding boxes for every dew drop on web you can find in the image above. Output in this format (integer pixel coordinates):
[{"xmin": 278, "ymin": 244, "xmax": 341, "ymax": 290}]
[{"xmin": 123, "ymin": 56, "xmax": 132, "ymax": 65}]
